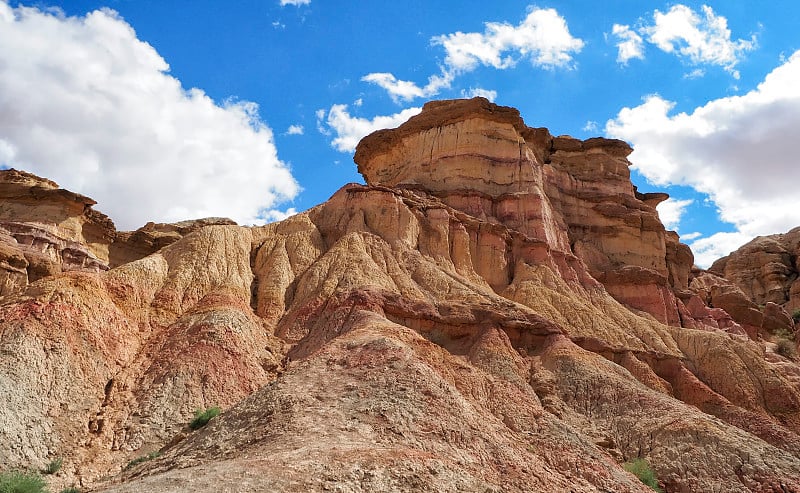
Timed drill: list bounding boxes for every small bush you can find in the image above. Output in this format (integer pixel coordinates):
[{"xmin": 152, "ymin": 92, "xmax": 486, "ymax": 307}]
[
  {"xmin": 0, "ymin": 470, "xmax": 47, "ymax": 493},
  {"xmin": 792, "ymin": 309, "xmax": 800, "ymax": 323},
  {"xmin": 42, "ymin": 458, "xmax": 62, "ymax": 475},
  {"xmin": 776, "ymin": 338, "xmax": 798, "ymax": 360},
  {"xmin": 123, "ymin": 451, "xmax": 161, "ymax": 470},
  {"xmin": 189, "ymin": 407, "xmax": 220, "ymax": 430},
  {"xmin": 623, "ymin": 458, "xmax": 662, "ymax": 492}
]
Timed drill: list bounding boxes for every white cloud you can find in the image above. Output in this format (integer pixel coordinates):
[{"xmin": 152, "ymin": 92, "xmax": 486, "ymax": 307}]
[
  {"xmin": 641, "ymin": 4, "xmax": 755, "ymax": 78},
  {"xmin": 279, "ymin": 0, "xmax": 309, "ymax": 6},
  {"xmin": 361, "ymin": 71, "xmax": 453, "ymax": 103},
  {"xmin": 606, "ymin": 50, "xmax": 800, "ymax": 267},
  {"xmin": 461, "ymin": 87, "xmax": 497, "ymax": 102},
  {"xmin": 319, "ymin": 104, "xmax": 422, "ymax": 153},
  {"xmin": 683, "ymin": 68, "xmax": 706, "ymax": 79},
  {"xmin": 656, "ymin": 198, "xmax": 693, "ymax": 231},
  {"xmin": 363, "ymin": 7, "xmax": 583, "ymax": 101},
  {"xmin": 361, "ymin": 73, "xmax": 426, "ymax": 102},
  {"xmin": 689, "ymin": 232, "xmax": 753, "ymax": 269},
  {"xmin": 680, "ymin": 232, "xmax": 702, "ymax": 241},
  {"xmin": 0, "ymin": 4, "xmax": 298, "ymax": 229},
  {"xmin": 611, "ymin": 24, "xmax": 644, "ymax": 64},
  {"xmin": 285, "ymin": 124, "xmax": 304, "ymax": 135},
  {"xmin": 434, "ymin": 8, "xmax": 584, "ymax": 72},
  {"xmin": 262, "ymin": 207, "xmax": 297, "ymax": 222},
  {"xmin": 583, "ymin": 120, "xmax": 599, "ymax": 133}
]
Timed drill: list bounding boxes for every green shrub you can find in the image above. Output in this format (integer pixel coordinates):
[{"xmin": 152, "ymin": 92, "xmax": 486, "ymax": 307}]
[
  {"xmin": 189, "ymin": 407, "xmax": 220, "ymax": 430},
  {"xmin": 42, "ymin": 458, "xmax": 62, "ymax": 475},
  {"xmin": 623, "ymin": 458, "xmax": 662, "ymax": 492},
  {"xmin": 0, "ymin": 470, "xmax": 47, "ymax": 493},
  {"xmin": 123, "ymin": 451, "xmax": 161, "ymax": 470},
  {"xmin": 792, "ymin": 309, "xmax": 800, "ymax": 323}
]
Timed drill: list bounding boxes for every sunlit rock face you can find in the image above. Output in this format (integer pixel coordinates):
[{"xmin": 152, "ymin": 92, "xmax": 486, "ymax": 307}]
[
  {"xmin": 3, "ymin": 99, "xmax": 800, "ymax": 492},
  {"xmin": 0, "ymin": 169, "xmax": 115, "ymax": 295},
  {"xmin": 356, "ymin": 97, "xmax": 688, "ymax": 326},
  {"xmin": 711, "ymin": 227, "xmax": 800, "ymax": 313}
]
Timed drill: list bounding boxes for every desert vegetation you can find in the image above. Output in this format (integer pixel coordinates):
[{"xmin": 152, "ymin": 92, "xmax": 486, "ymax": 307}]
[
  {"xmin": 123, "ymin": 451, "xmax": 161, "ymax": 471},
  {"xmin": 41, "ymin": 459, "xmax": 61, "ymax": 476},
  {"xmin": 623, "ymin": 458, "xmax": 662, "ymax": 492},
  {"xmin": 189, "ymin": 406, "xmax": 221, "ymax": 430},
  {"xmin": 0, "ymin": 470, "xmax": 47, "ymax": 493}
]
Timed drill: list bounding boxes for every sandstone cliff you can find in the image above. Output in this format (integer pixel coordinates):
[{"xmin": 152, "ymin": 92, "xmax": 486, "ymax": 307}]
[
  {"xmin": 2, "ymin": 99, "xmax": 800, "ymax": 492},
  {"xmin": 0, "ymin": 169, "xmax": 114, "ymax": 295},
  {"xmin": 710, "ymin": 227, "xmax": 800, "ymax": 315}
]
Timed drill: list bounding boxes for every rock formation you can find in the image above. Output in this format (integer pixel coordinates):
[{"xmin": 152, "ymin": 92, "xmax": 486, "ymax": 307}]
[
  {"xmin": 356, "ymin": 97, "xmax": 697, "ymax": 329},
  {"xmin": 2, "ymin": 99, "xmax": 800, "ymax": 492},
  {"xmin": 710, "ymin": 227, "xmax": 800, "ymax": 314},
  {"xmin": 0, "ymin": 169, "xmax": 114, "ymax": 295},
  {"xmin": 0, "ymin": 168, "xmax": 237, "ymax": 296},
  {"xmin": 109, "ymin": 217, "xmax": 238, "ymax": 268}
]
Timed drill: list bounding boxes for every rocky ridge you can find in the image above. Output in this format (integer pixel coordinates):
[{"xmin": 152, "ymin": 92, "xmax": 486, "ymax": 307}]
[
  {"xmin": 710, "ymin": 227, "xmax": 800, "ymax": 314},
  {"xmin": 1, "ymin": 98, "xmax": 799, "ymax": 492}
]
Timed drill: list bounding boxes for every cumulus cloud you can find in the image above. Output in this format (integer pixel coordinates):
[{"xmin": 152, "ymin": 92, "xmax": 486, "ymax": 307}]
[
  {"xmin": 318, "ymin": 104, "xmax": 422, "ymax": 153},
  {"xmin": 279, "ymin": 0, "xmax": 310, "ymax": 6},
  {"xmin": 606, "ymin": 50, "xmax": 800, "ymax": 266},
  {"xmin": 360, "ymin": 72, "xmax": 453, "ymax": 104},
  {"xmin": 656, "ymin": 198, "xmax": 693, "ymax": 231},
  {"xmin": 0, "ymin": 4, "xmax": 299, "ymax": 230},
  {"xmin": 285, "ymin": 124, "xmax": 304, "ymax": 135},
  {"xmin": 461, "ymin": 87, "xmax": 498, "ymax": 101},
  {"xmin": 434, "ymin": 8, "xmax": 584, "ymax": 71},
  {"xmin": 642, "ymin": 4, "xmax": 755, "ymax": 77},
  {"xmin": 363, "ymin": 7, "xmax": 583, "ymax": 102},
  {"xmin": 611, "ymin": 24, "xmax": 644, "ymax": 64}
]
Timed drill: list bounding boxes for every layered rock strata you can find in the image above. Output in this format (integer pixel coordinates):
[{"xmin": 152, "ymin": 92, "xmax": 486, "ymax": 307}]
[
  {"xmin": 711, "ymin": 227, "xmax": 800, "ymax": 314},
  {"xmin": 355, "ymin": 98, "xmax": 692, "ymax": 328},
  {"xmin": 2, "ymin": 99, "xmax": 800, "ymax": 492},
  {"xmin": 0, "ymin": 169, "xmax": 114, "ymax": 295},
  {"xmin": 0, "ymin": 169, "xmax": 238, "ymax": 296}
]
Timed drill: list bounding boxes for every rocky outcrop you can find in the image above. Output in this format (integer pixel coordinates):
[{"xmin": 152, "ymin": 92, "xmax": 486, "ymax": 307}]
[
  {"xmin": 3, "ymin": 99, "xmax": 800, "ymax": 492},
  {"xmin": 0, "ymin": 169, "xmax": 238, "ymax": 295},
  {"xmin": 0, "ymin": 169, "xmax": 115, "ymax": 295},
  {"xmin": 355, "ymin": 98, "xmax": 689, "ymax": 327},
  {"xmin": 109, "ymin": 217, "xmax": 237, "ymax": 268},
  {"xmin": 711, "ymin": 227, "xmax": 800, "ymax": 315}
]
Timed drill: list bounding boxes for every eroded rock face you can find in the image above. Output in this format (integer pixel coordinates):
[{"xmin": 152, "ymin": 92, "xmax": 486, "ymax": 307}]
[
  {"xmin": 0, "ymin": 169, "xmax": 115, "ymax": 295},
  {"xmin": 0, "ymin": 169, "xmax": 238, "ymax": 295},
  {"xmin": 711, "ymin": 227, "xmax": 800, "ymax": 314},
  {"xmin": 109, "ymin": 217, "xmax": 237, "ymax": 268},
  {"xmin": 355, "ymin": 98, "xmax": 686, "ymax": 326},
  {"xmin": 3, "ymin": 100, "xmax": 800, "ymax": 492}
]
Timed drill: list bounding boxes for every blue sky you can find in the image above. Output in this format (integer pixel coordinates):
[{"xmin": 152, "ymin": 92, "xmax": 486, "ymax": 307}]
[{"xmin": 1, "ymin": 1, "xmax": 798, "ymax": 266}]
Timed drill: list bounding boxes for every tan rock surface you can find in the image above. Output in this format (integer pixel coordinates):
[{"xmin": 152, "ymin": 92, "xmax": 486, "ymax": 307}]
[
  {"xmin": 109, "ymin": 218, "xmax": 237, "ymax": 268},
  {"xmin": 355, "ymin": 98, "xmax": 688, "ymax": 327},
  {"xmin": 0, "ymin": 169, "xmax": 115, "ymax": 296},
  {"xmin": 2, "ymin": 99, "xmax": 800, "ymax": 492},
  {"xmin": 711, "ymin": 227, "xmax": 800, "ymax": 314},
  {"xmin": 0, "ymin": 168, "xmax": 239, "ymax": 298}
]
